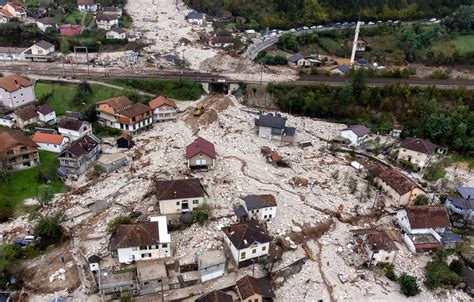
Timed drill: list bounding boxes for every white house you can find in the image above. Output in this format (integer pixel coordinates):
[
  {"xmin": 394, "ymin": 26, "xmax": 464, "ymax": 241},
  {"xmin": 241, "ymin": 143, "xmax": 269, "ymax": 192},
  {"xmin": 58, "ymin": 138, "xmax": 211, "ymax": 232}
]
[
  {"xmin": 340, "ymin": 125, "xmax": 371, "ymax": 146},
  {"xmin": 0, "ymin": 74, "xmax": 36, "ymax": 109},
  {"xmin": 110, "ymin": 216, "xmax": 172, "ymax": 264},
  {"xmin": 445, "ymin": 186, "xmax": 474, "ymax": 221},
  {"xmin": 398, "ymin": 137, "xmax": 438, "ymax": 171},
  {"xmin": 32, "ymin": 132, "xmax": 69, "ymax": 153},
  {"xmin": 254, "ymin": 113, "xmax": 296, "ymax": 143},
  {"xmin": 223, "ymin": 221, "xmax": 271, "ymax": 268},
  {"xmin": 106, "ymin": 27, "xmax": 126, "ymax": 40},
  {"xmin": 350, "ymin": 228, "xmax": 397, "ymax": 267},
  {"xmin": 0, "ymin": 115, "xmax": 15, "ymax": 128},
  {"xmin": 197, "ymin": 250, "xmax": 226, "ymax": 283},
  {"xmin": 186, "ymin": 11, "xmax": 205, "ymax": 25},
  {"xmin": 36, "ymin": 18, "xmax": 56, "ymax": 32},
  {"xmin": 37, "ymin": 104, "xmax": 56, "ymax": 124},
  {"xmin": 0, "ymin": 47, "xmax": 27, "ymax": 61},
  {"xmin": 77, "ymin": 0, "xmax": 98, "ymax": 12},
  {"xmin": 148, "ymin": 96, "xmax": 178, "ymax": 122},
  {"xmin": 396, "ymin": 206, "xmax": 451, "ymax": 253},
  {"xmin": 24, "ymin": 40, "xmax": 55, "ymax": 62},
  {"xmin": 58, "ymin": 117, "xmax": 92, "ymax": 141},
  {"xmin": 287, "ymin": 53, "xmax": 311, "ymax": 67},
  {"xmin": 96, "ymin": 14, "xmax": 119, "ymax": 30},
  {"xmin": 238, "ymin": 195, "xmax": 277, "ymax": 221},
  {"xmin": 154, "ymin": 178, "xmax": 205, "ymax": 214}
]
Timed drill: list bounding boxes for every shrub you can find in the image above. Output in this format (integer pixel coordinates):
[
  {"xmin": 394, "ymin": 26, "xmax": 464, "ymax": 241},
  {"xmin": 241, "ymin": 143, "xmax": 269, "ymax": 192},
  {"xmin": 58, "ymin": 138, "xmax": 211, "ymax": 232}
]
[
  {"xmin": 188, "ymin": 204, "xmax": 212, "ymax": 226},
  {"xmin": 413, "ymin": 195, "xmax": 429, "ymax": 206},
  {"xmin": 449, "ymin": 259, "xmax": 464, "ymax": 275},
  {"xmin": 107, "ymin": 215, "xmax": 132, "ymax": 233},
  {"xmin": 425, "ymin": 260, "xmax": 461, "ymax": 290},
  {"xmin": 37, "ymin": 185, "xmax": 55, "ymax": 205},
  {"xmin": 381, "ymin": 263, "xmax": 397, "ymax": 281},
  {"xmin": 34, "ymin": 214, "xmax": 63, "ymax": 249},
  {"xmin": 398, "ymin": 273, "xmax": 420, "ymax": 297},
  {"xmin": 424, "ymin": 164, "xmax": 446, "ymax": 181}
]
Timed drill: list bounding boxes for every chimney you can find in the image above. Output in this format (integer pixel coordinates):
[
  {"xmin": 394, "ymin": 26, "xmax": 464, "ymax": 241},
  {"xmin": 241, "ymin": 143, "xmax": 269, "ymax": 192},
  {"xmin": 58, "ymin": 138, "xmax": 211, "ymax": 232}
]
[{"xmin": 14, "ymin": 78, "xmax": 18, "ymax": 85}]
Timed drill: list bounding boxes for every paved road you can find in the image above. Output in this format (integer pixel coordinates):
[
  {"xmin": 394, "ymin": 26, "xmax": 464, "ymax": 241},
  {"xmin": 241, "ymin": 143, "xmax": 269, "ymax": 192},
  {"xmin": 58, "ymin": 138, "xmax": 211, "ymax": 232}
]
[{"xmin": 1, "ymin": 63, "xmax": 474, "ymax": 89}]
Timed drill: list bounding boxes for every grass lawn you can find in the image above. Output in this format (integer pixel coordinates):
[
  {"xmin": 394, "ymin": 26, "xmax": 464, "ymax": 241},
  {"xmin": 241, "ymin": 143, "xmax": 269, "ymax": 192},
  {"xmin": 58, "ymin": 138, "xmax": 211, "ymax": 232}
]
[
  {"xmin": 0, "ymin": 151, "xmax": 63, "ymax": 209},
  {"xmin": 107, "ymin": 79, "xmax": 204, "ymax": 100},
  {"xmin": 453, "ymin": 35, "xmax": 474, "ymax": 54},
  {"xmin": 35, "ymin": 82, "xmax": 125, "ymax": 115},
  {"xmin": 64, "ymin": 10, "xmax": 83, "ymax": 25}
]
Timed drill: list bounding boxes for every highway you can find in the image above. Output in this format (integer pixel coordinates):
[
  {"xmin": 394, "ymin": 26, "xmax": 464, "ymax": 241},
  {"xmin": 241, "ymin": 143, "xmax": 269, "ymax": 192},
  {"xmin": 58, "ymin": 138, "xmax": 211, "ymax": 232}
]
[{"xmin": 1, "ymin": 63, "xmax": 473, "ymax": 89}]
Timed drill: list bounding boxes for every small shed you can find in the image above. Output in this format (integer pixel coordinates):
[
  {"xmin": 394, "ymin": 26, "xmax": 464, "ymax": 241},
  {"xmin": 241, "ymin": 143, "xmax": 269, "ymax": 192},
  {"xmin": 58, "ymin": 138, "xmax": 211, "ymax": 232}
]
[
  {"xmin": 88, "ymin": 255, "xmax": 100, "ymax": 272},
  {"xmin": 96, "ymin": 153, "xmax": 128, "ymax": 173},
  {"xmin": 117, "ymin": 133, "xmax": 134, "ymax": 149}
]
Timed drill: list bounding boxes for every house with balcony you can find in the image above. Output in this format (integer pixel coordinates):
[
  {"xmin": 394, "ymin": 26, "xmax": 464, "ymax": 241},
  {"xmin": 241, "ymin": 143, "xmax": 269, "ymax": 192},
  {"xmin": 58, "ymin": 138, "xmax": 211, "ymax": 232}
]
[
  {"xmin": 398, "ymin": 137, "xmax": 438, "ymax": 171},
  {"xmin": 148, "ymin": 96, "xmax": 178, "ymax": 122},
  {"xmin": 57, "ymin": 134, "xmax": 101, "ymax": 176},
  {"xmin": 0, "ymin": 74, "xmax": 36, "ymax": 109},
  {"xmin": 96, "ymin": 14, "xmax": 119, "ymax": 30},
  {"xmin": 77, "ymin": 0, "xmax": 98, "ymax": 12},
  {"xmin": 154, "ymin": 178, "xmax": 206, "ymax": 214},
  {"xmin": 96, "ymin": 96, "xmax": 153, "ymax": 136},
  {"xmin": 396, "ymin": 205, "xmax": 451, "ymax": 253},
  {"xmin": 0, "ymin": 131, "xmax": 40, "ymax": 171},
  {"xmin": 58, "ymin": 117, "xmax": 92, "ymax": 141},
  {"xmin": 445, "ymin": 186, "xmax": 474, "ymax": 222},
  {"xmin": 350, "ymin": 228, "xmax": 398, "ymax": 267},
  {"xmin": 110, "ymin": 216, "xmax": 172, "ymax": 263},
  {"xmin": 223, "ymin": 221, "xmax": 271, "ymax": 268}
]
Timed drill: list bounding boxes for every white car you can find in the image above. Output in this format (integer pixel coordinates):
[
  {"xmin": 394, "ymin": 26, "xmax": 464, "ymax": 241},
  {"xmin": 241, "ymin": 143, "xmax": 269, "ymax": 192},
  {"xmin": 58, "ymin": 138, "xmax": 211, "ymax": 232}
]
[
  {"xmin": 303, "ymin": 26, "xmax": 309, "ymax": 30},
  {"xmin": 290, "ymin": 28, "xmax": 296, "ymax": 32},
  {"xmin": 429, "ymin": 18, "xmax": 437, "ymax": 22},
  {"xmin": 368, "ymin": 22, "xmax": 375, "ymax": 25},
  {"xmin": 310, "ymin": 26, "xmax": 316, "ymax": 29},
  {"xmin": 317, "ymin": 25, "xmax": 323, "ymax": 29},
  {"xmin": 394, "ymin": 20, "xmax": 400, "ymax": 24}
]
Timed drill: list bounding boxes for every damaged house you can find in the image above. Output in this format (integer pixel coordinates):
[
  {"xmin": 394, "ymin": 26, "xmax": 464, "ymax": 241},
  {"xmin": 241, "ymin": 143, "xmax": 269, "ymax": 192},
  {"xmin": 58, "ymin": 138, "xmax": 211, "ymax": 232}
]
[
  {"xmin": 236, "ymin": 275, "xmax": 275, "ymax": 302},
  {"xmin": 255, "ymin": 113, "xmax": 296, "ymax": 143},
  {"xmin": 445, "ymin": 186, "xmax": 474, "ymax": 222},
  {"xmin": 350, "ymin": 228, "xmax": 398, "ymax": 267},
  {"xmin": 57, "ymin": 134, "xmax": 101, "ymax": 176},
  {"xmin": 396, "ymin": 206, "xmax": 451, "ymax": 253}
]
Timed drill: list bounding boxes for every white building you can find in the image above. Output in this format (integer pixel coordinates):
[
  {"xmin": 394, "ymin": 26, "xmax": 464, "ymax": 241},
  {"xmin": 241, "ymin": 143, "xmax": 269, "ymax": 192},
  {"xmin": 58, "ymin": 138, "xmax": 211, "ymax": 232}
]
[
  {"xmin": 36, "ymin": 18, "xmax": 56, "ymax": 32},
  {"xmin": 0, "ymin": 115, "xmax": 15, "ymax": 128},
  {"xmin": 340, "ymin": 124, "xmax": 371, "ymax": 146},
  {"xmin": 110, "ymin": 216, "xmax": 172, "ymax": 264},
  {"xmin": 77, "ymin": 0, "xmax": 99, "ymax": 12},
  {"xmin": 32, "ymin": 132, "xmax": 69, "ymax": 153},
  {"xmin": 37, "ymin": 104, "xmax": 56, "ymax": 124},
  {"xmin": 254, "ymin": 113, "xmax": 296, "ymax": 143},
  {"xmin": 58, "ymin": 117, "xmax": 92, "ymax": 141},
  {"xmin": 0, "ymin": 74, "xmax": 36, "ymax": 109},
  {"xmin": 0, "ymin": 47, "xmax": 27, "ymax": 61},
  {"xmin": 154, "ymin": 178, "xmax": 205, "ymax": 214},
  {"xmin": 96, "ymin": 14, "xmax": 119, "ymax": 30},
  {"xmin": 106, "ymin": 27, "xmax": 126, "ymax": 39},
  {"xmin": 396, "ymin": 206, "xmax": 451, "ymax": 253},
  {"xmin": 23, "ymin": 40, "xmax": 55, "ymax": 62},
  {"xmin": 238, "ymin": 195, "xmax": 277, "ymax": 221},
  {"xmin": 148, "ymin": 96, "xmax": 178, "ymax": 122},
  {"xmin": 223, "ymin": 221, "xmax": 271, "ymax": 268},
  {"xmin": 186, "ymin": 11, "xmax": 205, "ymax": 25},
  {"xmin": 197, "ymin": 250, "xmax": 226, "ymax": 283}
]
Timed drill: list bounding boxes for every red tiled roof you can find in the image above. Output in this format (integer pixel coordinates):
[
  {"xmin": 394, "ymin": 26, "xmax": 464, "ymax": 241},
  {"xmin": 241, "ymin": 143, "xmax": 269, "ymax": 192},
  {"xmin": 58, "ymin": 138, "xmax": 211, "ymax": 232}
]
[
  {"xmin": 97, "ymin": 96, "xmax": 132, "ymax": 111},
  {"xmin": 373, "ymin": 167, "xmax": 421, "ymax": 196},
  {"xmin": 236, "ymin": 275, "xmax": 275, "ymax": 300},
  {"xmin": 14, "ymin": 106, "xmax": 38, "ymax": 120},
  {"xmin": 118, "ymin": 103, "xmax": 151, "ymax": 118},
  {"xmin": 110, "ymin": 221, "xmax": 161, "ymax": 250},
  {"xmin": 77, "ymin": 0, "xmax": 94, "ymax": 5},
  {"xmin": 186, "ymin": 137, "xmax": 215, "ymax": 159},
  {"xmin": 0, "ymin": 74, "xmax": 32, "ymax": 92},
  {"xmin": 400, "ymin": 137, "xmax": 437, "ymax": 155},
  {"xmin": 407, "ymin": 205, "xmax": 451, "ymax": 229},
  {"xmin": 196, "ymin": 290, "xmax": 233, "ymax": 302},
  {"xmin": 223, "ymin": 221, "xmax": 271, "ymax": 250},
  {"xmin": 32, "ymin": 132, "xmax": 65, "ymax": 145},
  {"xmin": 59, "ymin": 24, "xmax": 82, "ymax": 36},
  {"xmin": 0, "ymin": 131, "xmax": 36, "ymax": 155},
  {"xmin": 148, "ymin": 96, "xmax": 177, "ymax": 110}
]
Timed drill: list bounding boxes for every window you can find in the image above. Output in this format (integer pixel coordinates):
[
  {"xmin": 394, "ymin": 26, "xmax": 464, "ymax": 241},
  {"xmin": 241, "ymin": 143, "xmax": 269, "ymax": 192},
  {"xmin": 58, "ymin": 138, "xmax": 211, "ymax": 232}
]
[
  {"xmin": 141, "ymin": 253, "xmax": 152, "ymax": 258},
  {"xmin": 264, "ymin": 215, "xmax": 267, "ymax": 219},
  {"xmin": 162, "ymin": 243, "xmax": 168, "ymax": 248},
  {"xmin": 252, "ymin": 249, "xmax": 256, "ymax": 254},
  {"xmin": 176, "ymin": 201, "xmax": 180, "ymax": 205},
  {"xmin": 240, "ymin": 252, "xmax": 246, "ymax": 260},
  {"xmin": 262, "ymin": 246, "xmax": 267, "ymax": 251},
  {"xmin": 144, "ymin": 281, "xmax": 149, "ymax": 286},
  {"xmin": 132, "ymin": 247, "xmax": 138, "ymax": 251},
  {"xmin": 193, "ymin": 200, "xmax": 199, "ymax": 204},
  {"xmin": 139, "ymin": 246, "xmax": 147, "ymax": 250}
]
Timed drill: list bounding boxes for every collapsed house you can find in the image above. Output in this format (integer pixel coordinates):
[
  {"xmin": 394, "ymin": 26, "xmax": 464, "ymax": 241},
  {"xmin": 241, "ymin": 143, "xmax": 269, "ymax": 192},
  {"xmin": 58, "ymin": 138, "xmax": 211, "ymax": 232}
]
[{"xmin": 350, "ymin": 228, "xmax": 398, "ymax": 267}]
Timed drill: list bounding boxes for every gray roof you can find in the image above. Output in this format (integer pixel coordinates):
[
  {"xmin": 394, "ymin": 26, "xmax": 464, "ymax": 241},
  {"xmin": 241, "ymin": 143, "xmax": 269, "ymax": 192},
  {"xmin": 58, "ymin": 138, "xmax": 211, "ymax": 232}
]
[
  {"xmin": 457, "ymin": 186, "xmax": 474, "ymax": 199},
  {"xmin": 0, "ymin": 47, "xmax": 28, "ymax": 54},
  {"xmin": 440, "ymin": 229, "xmax": 462, "ymax": 243},
  {"xmin": 243, "ymin": 195, "xmax": 277, "ymax": 211},
  {"xmin": 447, "ymin": 196, "xmax": 474, "ymax": 210},
  {"xmin": 337, "ymin": 64, "xmax": 350, "ymax": 73},
  {"xmin": 357, "ymin": 58, "xmax": 368, "ymax": 65},
  {"xmin": 0, "ymin": 0, "xmax": 7, "ymax": 6},
  {"xmin": 37, "ymin": 104, "xmax": 54, "ymax": 115},
  {"xmin": 110, "ymin": 27, "xmax": 126, "ymax": 34},
  {"xmin": 344, "ymin": 125, "xmax": 371, "ymax": 137},
  {"xmin": 255, "ymin": 113, "xmax": 287, "ymax": 129},
  {"xmin": 37, "ymin": 18, "xmax": 55, "ymax": 25},
  {"xmin": 197, "ymin": 249, "xmax": 226, "ymax": 268},
  {"xmin": 187, "ymin": 11, "xmax": 204, "ymax": 20},
  {"xmin": 287, "ymin": 53, "xmax": 305, "ymax": 63},
  {"xmin": 234, "ymin": 205, "xmax": 247, "ymax": 218},
  {"xmin": 35, "ymin": 40, "xmax": 54, "ymax": 50}
]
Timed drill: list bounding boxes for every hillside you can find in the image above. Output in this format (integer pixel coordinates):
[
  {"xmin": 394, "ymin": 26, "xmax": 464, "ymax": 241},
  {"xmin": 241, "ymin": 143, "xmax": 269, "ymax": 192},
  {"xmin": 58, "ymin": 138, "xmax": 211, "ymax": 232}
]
[{"xmin": 185, "ymin": 0, "xmax": 473, "ymax": 29}]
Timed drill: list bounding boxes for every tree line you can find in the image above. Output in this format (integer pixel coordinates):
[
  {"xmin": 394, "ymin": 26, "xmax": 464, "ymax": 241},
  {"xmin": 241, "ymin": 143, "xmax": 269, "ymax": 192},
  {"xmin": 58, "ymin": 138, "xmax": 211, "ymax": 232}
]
[{"xmin": 267, "ymin": 71, "xmax": 474, "ymax": 154}]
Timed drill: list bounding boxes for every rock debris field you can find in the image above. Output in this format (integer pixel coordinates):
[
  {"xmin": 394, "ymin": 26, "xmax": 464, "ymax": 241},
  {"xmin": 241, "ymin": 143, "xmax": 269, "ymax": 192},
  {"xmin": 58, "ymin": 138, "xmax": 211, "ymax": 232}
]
[{"xmin": 2, "ymin": 95, "xmax": 471, "ymax": 301}]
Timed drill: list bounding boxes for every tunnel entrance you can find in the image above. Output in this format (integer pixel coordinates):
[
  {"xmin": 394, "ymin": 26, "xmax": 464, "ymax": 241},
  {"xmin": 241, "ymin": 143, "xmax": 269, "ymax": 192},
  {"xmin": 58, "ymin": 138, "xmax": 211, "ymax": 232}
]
[{"xmin": 208, "ymin": 81, "xmax": 229, "ymax": 94}]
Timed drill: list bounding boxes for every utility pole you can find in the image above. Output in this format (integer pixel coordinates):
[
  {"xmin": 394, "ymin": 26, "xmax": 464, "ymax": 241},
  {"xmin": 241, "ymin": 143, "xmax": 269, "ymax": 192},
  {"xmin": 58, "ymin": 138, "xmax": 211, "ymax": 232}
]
[{"xmin": 62, "ymin": 57, "xmax": 66, "ymax": 78}]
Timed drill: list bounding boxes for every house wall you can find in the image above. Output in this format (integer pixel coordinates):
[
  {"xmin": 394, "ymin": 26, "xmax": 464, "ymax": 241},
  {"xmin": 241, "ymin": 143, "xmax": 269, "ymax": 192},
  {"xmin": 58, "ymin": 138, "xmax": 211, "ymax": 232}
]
[
  {"xmin": 403, "ymin": 233, "xmax": 417, "ymax": 253},
  {"xmin": 370, "ymin": 249, "xmax": 396, "ymax": 266},
  {"xmin": 37, "ymin": 22, "xmax": 53, "ymax": 32},
  {"xmin": 188, "ymin": 153, "xmax": 214, "ymax": 169},
  {"xmin": 0, "ymin": 86, "xmax": 35, "ymax": 109},
  {"xmin": 106, "ymin": 31, "xmax": 126, "ymax": 39},
  {"xmin": 116, "ymin": 243, "xmax": 171, "ymax": 263},
  {"xmin": 0, "ymin": 51, "xmax": 25, "ymax": 61},
  {"xmin": 200, "ymin": 262, "xmax": 226, "ymax": 282},
  {"xmin": 6, "ymin": 144, "xmax": 40, "ymax": 171},
  {"xmin": 30, "ymin": 45, "xmax": 54, "ymax": 56},
  {"xmin": 36, "ymin": 141, "xmax": 65, "ymax": 153},
  {"xmin": 224, "ymin": 237, "xmax": 269, "ymax": 263},
  {"xmin": 240, "ymin": 201, "xmax": 276, "ymax": 221},
  {"xmin": 340, "ymin": 129, "xmax": 368, "ymax": 146},
  {"xmin": 240, "ymin": 293, "xmax": 263, "ymax": 302},
  {"xmin": 78, "ymin": 4, "xmax": 98, "ymax": 12},
  {"xmin": 152, "ymin": 106, "xmax": 177, "ymax": 122},
  {"xmin": 159, "ymin": 197, "xmax": 204, "ymax": 214},
  {"xmin": 39, "ymin": 111, "xmax": 56, "ymax": 123},
  {"xmin": 97, "ymin": 19, "xmax": 118, "ymax": 30},
  {"xmin": 58, "ymin": 123, "xmax": 92, "ymax": 141},
  {"xmin": 374, "ymin": 177, "xmax": 425, "ymax": 206},
  {"xmin": 14, "ymin": 115, "xmax": 38, "ymax": 129},
  {"xmin": 445, "ymin": 199, "xmax": 474, "ymax": 220},
  {"xmin": 398, "ymin": 148, "xmax": 432, "ymax": 171}
]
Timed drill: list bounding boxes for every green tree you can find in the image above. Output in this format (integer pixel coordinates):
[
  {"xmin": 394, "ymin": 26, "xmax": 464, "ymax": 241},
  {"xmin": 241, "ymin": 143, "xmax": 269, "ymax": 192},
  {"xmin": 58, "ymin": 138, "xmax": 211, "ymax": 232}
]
[
  {"xmin": 0, "ymin": 244, "xmax": 22, "ymax": 289},
  {"xmin": 303, "ymin": 0, "xmax": 328, "ymax": 25},
  {"xmin": 449, "ymin": 259, "xmax": 464, "ymax": 275},
  {"xmin": 424, "ymin": 164, "xmax": 446, "ymax": 182},
  {"xmin": 189, "ymin": 204, "xmax": 212, "ymax": 226},
  {"xmin": 37, "ymin": 185, "xmax": 55, "ymax": 205},
  {"xmin": 278, "ymin": 33, "xmax": 299, "ymax": 53},
  {"xmin": 107, "ymin": 215, "xmax": 132, "ymax": 233},
  {"xmin": 425, "ymin": 260, "xmax": 461, "ymax": 290},
  {"xmin": 423, "ymin": 113, "xmax": 452, "ymax": 144},
  {"xmin": 34, "ymin": 214, "xmax": 63, "ymax": 249},
  {"xmin": 413, "ymin": 195, "xmax": 429, "ymax": 206},
  {"xmin": 0, "ymin": 156, "xmax": 11, "ymax": 183},
  {"xmin": 351, "ymin": 69, "xmax": 366, "ymax": 100},
  {"xmin": 398, "ymin": 273, "xmax": 420, "ymax": 297}
]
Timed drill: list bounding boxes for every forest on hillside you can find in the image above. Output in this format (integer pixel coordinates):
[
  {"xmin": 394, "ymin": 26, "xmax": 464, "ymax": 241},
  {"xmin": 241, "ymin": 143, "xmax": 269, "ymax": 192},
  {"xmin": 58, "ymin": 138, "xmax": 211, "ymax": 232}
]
[{"xmin": 185, "ymin": 0, "xmax": 473, "ymax": 29}]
